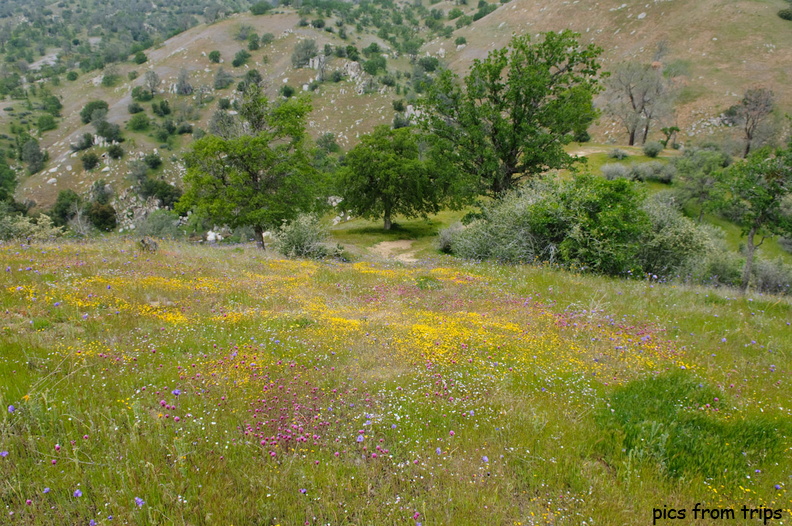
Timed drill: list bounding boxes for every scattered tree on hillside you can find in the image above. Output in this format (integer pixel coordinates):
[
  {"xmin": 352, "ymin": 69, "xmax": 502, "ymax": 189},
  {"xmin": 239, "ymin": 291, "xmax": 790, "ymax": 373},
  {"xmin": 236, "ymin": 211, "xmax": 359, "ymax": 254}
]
[
  {"xmin": 21, "ymin": 139, "xmax": 46, "ymax": 174},
  {"xmin": 723, "ymin": 88, "xmax": 775, "ymax": 158},
  {"xmin": 80, "ymin": 100, "xmax": 109, "ymax": 124},
  {"xmin": 179, "ymin": 86, "xmax": 324, "ymax": 247},
  {"xmin": 603, "ymin": 62, "xmax": 675, "ymax": 146},
  {"xmin": 420, "ymin": 31, "xmax": 603, "ymax": 198},
  {"xmin": 176, "ymin": 69, "xmax": 193, "ymax": 95},
  {"xmin": 144, "ymin": 70, "xmax": 161, "ymax": 96},
  {"xmin": 714, "ymin": 146, "xmax": 792, "ymax": 292},
  {"xmin": 338, "ymin": 125, "xmax": 451, "ymax": 230},
  {"xmin": 674, "ymin": 147, "xmax": 731, "ymax": 222},
  {"xmin": 291, "ymin": 39, "xmax": 318, "ymax": 68}
]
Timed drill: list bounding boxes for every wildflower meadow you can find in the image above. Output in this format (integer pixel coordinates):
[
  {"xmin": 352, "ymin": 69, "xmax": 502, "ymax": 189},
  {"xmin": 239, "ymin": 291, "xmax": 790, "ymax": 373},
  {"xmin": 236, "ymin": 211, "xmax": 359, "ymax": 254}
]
[{"xmin": 1, "ymin": 239, "xmax": 790, "ymax": 525}]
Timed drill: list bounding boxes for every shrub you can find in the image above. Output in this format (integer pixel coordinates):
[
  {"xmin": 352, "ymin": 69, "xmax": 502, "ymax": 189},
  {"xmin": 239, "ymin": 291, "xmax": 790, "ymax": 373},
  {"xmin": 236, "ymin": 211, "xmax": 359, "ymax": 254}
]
[
  {"xmin": 438, "ymin": 222, "xmax": 463, "ymax": 253},
  {"xmin": 0, "ymin": 208, "xmax": 62, "ymax": 241},
  {"xmin": 127, "ymin": 113, "xmax": 150, "ymax": 131},
  {"xmin": 632, "ymin": 161, "xmax": 676, "ymax": 184},
  {"xmin": 251, "ymin": 1, "xmax": 272, "ymax": 15},
  {"xmin": 273, "ymin": 214, "xmax": 329, "ymax": 259},
  {"xmin": 107, "ymin": 144, "xmax": 124, "ymax": 159},
  {"xmin": 136, "ymin": 209, "xmax": 183, "ymax": 238},
  {"xmin": 260, "ymin": 33, "xmax": 275, "ymax": 46},
  {"xmin": 87, "ymin": 202, "xmax": 117, "ymax": 231},
  {"xmin": 455, "ymin": 36, "xmax": 467, "ymax": 46},
  {"xmin": 209, "ymin": 50, "xmax": 221, "ymax": 63},
  {"xmin": 643, "ymin": 141, "xmax": 664, "ymax": 158},
  {"xmin": 330, "ymin": 70, "xmax": 344, "ymax": 82},
  {"xmin": 291, "ymin": 39, "xmax": 318, "ymax": 68},
  {"xmin": 133, "ymin": 51, "xmax": 147, "ymax": 64},
  {"xmin": 280, "ymin": 85, "xmax": 295, "ymax": 98},
  {"xmin": 638, "ymin": 194, "xmax": 712, "ymax": 277},
  {"xmin": 66, "ymin": 71, "xmax": 78, "ymax": 81},
  {"xmin": 70, "ymin": 133, "xmax": 94, "ymax": 152},
  {"xmin": 778, "ymin": 8, "xmax": 792, "ymax": 20},
  {"xmin": 128, "ymin": 102, "xmax": 144, "ymax": 114},
  {"xmin": 140, "ymin": 179, "xmax": 182, "ymax": 208},
  {"xmin": 608, "ymin": 148, "xmax": 628, "ymax": 160},
  {"xmin": 131, "ymin": 86, "xmax": 153, "ymax": 102},
  {"xmin": 80, "ymin": 100, "xmax": 109, "ymax": 124},
  {"xmin": 232, "ymin": 49, "xmax": 251, "ymax": 67},
  {"xmin": 601, "ymin": 163, "xmax": 631, "ymax": 180},
  {"xmin": 81, "ymin": 152, "xmax": 100, "ymax": 171},
  {"xmin": 143, "ymin": 153, "xmax": 162, "ymax": 170},
  {"xmin": 37, "ymin": 114, "xmax": 57, "ymax": 133},
  {"xmin": 753, "ymin": 258, "xmax": 792, "ymax": 295}
]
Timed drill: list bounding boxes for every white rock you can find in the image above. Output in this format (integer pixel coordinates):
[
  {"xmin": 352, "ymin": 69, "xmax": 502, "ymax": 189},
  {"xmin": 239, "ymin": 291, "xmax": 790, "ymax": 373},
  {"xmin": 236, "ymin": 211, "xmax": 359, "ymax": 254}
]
[{"xmin": 47, "ymin": 178, "xmax": 57, "ymax": 184}]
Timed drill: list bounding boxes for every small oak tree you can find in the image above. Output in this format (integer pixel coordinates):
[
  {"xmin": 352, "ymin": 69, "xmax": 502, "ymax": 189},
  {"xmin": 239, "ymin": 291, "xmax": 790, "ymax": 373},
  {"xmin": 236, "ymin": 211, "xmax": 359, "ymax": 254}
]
[
  {"xmin": 337, "ymin": 125, "xmax": 450, "ymax": 230},
  {"xmin": 715, "ymin": 146, "xmax": 792, "ymax": 292}
]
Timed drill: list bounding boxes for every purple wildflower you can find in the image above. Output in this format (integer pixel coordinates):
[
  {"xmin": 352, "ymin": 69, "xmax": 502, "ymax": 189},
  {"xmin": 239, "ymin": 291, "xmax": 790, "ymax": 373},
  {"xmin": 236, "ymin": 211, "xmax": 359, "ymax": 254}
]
[
  {"xmin": 73, "ymin": 489, "xmax": 82, "ymax": 497},
  {"xmin": 135, "ymin": 497, "xmax": 144, "ymax": 507}
]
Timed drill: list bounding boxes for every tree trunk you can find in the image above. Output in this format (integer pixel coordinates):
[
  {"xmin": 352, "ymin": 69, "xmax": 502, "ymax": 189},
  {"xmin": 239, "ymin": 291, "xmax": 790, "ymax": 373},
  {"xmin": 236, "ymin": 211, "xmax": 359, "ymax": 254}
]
[
  {"xmin": 254, "ymin": 225, "xmax": 265, "ymax": 249},
  {"xmin": 740, "ymin": 225, "xmax": 758, "ymax": 293},
  {"xmin": 641, "ymin": 121, "xmax": 650, "ymax": 145},
  {"xmin": 383, "ymin": 213, "xmax": 392, "ymax": 230},
  {"xmin": 628, "ymin": 129, "xmax": 636, "ymax": 146},
  {"xmin": 743, "ymin": 139, "xmax": 752, "ymax": 158}
]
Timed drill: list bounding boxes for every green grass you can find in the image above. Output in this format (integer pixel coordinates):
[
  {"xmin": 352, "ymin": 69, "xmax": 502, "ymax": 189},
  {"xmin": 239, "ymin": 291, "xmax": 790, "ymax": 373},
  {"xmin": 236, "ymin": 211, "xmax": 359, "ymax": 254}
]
[{"xmin": 1, "ymin": 237, "xmax": 790, "ymax": 525}]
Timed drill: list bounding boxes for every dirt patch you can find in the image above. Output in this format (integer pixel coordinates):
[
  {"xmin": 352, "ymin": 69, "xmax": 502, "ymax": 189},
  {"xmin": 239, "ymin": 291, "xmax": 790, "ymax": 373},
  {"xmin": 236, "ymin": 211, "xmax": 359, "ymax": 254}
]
[{"xmin": 370, "ymin": 240, "xmax": 418, "ymax": 263}]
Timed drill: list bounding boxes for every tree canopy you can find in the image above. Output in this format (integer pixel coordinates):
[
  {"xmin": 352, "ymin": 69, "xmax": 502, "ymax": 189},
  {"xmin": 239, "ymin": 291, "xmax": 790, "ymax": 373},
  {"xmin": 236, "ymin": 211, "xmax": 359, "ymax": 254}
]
[
  {"xmin": 420, "ymin": 30, "xmax": 603, "ymax": 198},
  {"xmin": 337, "ymin": 125, "xmax": 451, "ymax": 230},
  {"xmin": 178, "ymin": 87, "xmax": 324, "ymax": 246},
  {"xmin": 714, "ymin": 145, "xmax": 792, "ymax": 291}
]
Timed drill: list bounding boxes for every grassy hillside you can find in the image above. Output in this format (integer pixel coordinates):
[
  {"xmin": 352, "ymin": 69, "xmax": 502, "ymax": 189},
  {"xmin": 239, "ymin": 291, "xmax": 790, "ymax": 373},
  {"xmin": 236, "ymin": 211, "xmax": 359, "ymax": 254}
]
[{"xmin": 1, "ymin": 238, "xmax": 790, "ymax": 524}]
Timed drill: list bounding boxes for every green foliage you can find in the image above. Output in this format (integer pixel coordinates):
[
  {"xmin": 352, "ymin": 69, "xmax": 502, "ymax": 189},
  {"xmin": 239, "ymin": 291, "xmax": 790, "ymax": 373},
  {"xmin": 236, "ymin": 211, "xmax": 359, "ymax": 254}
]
[
  {"xmin": 337, "ymin": 126, "xmax": 452, "ymax": 230},
  {"xmin": 66, "ymin": 71, "xmax": 78, "ymax": 81},
  {"xmin": 273, "ymin": 214, "xmax": 329, "ymax": 259},
  {"xmin": 597, "ymin": 372, "xmax": 786, "ymax": 480},
  {"xmin": 642, "ymin": 141, "xmax": 664, "ymax": 158},
  {"xmin": 214, "ymin": 68, "xmax": 234, "ymax": 90},
  {"xmin": 37, "ymin": 114, "xmax": 57, "ymax": 133},
  {"xmin": 0, "ymin": 207, "xmax": 62, "ymax": 241},
  {"xmin": 232, "ymin": 49, "xmax": 251, "ymax": 67},
  {"xmin": 251, "ymin": 1, "xmax": 272, "ymax": 15},
  {"xmin": 179, "ymin": 87, "xmax": 324, "ymax": 243},
  {"xmin": 714, "ymin": 146, "xmax": 792, "ymax": 290},
  {"xmin": 0, "ymin": 156, "xmax": 17, "ymax": 202},
  {"xmin": 133, "ymin": 51, "xmax": 148, "ymax": 64},
  {"xmin": 448, "ymin": 8, "xmax": 464, "ymax": 19},
  {"xmin": 127, "ymin": 113, "xmax": 150, "ymax": 131},
  {"xmin": 363, "ymin": 56, "xmax": 386, "ymax": 75},
  {"xmin": 107, "ymin": 144, "xmax": 124, "ymax": 160},
  {"xmin": 71, "ymin": 133, "xmax": 94, "ymax": 152},
  {"xmin": 128, "ymin": 102, "xmax": 144, "ymax": 114},
  {"xmin": 208, "ymin": 50, "xmax": 221, "ymax": 63},
  {"xmin": 136, "ymin": 209, "xmax": 183, "ymax": 239},
  {"xmin": 42, "ymin": 95, "xmax": 63, "ymax": 116},
  {"xmin": 417, "ymin": 56, "xmax": 439, "ymax": 72},
  {"xmin": 455, "ymin": 36, "xmax": 467, "ymax": 46},
  {"xmin": 80, "ymin": 100, "xmax": 109, "ymax": 124},
  {"xmin": 87, "ymin": 201, "xmax": 117, "ymax": 231},
  {"xmin": 140, "ymin": 179, "xmax": 182, "ymax": 209},
  {"xmin": 421, "ymin": 31, "xmax": 603, "ymax": 198},
  {"xmin": 752, "ymin": 258, "xmax": 792, "ymax": 294},
  {"xmin": 280, "ymin": 85, "xmax": 295, "ymax": 98},
  {"xmin": 21, "ymin": 139, "xmax": 46, "ymax": 174},
  {"xmin": 143, "ymin": 153, "xmax": 162, "ymax": 170},
  {"xmin": 51, "ymin": 189, "xmax": 82, "ymax": 226},
  {"xmin": 778, "ymin": 8, "xmax": 792, "ymax": 20},
  {"xmin": 131, "ymin": 86, "xmax": 154, "ymax": 102},
  {"xmin": 291, "ymin": 39, "xmax": 318, "ymax": 68},
  {"xmin": 81, "ymin": 152, "xmax": 100, "ymax": 171},
  {"xmin": 674, "ymin": 147, "xmax": 730, "ymax": 221}
]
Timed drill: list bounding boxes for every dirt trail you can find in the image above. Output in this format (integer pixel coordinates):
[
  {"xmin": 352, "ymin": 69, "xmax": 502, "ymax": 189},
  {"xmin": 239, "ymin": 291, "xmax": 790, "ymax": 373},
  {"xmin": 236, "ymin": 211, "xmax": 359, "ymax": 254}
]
[{"xmin": 370, "ymin": 240, "xmax": 418, "ymax": 263}]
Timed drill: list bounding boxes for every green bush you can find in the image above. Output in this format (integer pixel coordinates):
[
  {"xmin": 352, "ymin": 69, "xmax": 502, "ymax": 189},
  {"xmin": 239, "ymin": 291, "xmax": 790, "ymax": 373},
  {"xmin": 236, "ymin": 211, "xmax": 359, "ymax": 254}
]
[
  {"xmin": 37, "ymin": 114, "xmax": 57, "ymax": 133},
  {"xmin": 232, "ymin": 49, "xmax": 251, "ymax": 67},
  {"xmin": 455, "ymin": 36, "xmax": 467, "ymax": 46},
  {"xmin": 128, "ymin": 102, "xmax": 144, "ymax": 114},
  {"xmin": 273, "ymin": 214, "xmax": 329, "ymax": 259},
  {"xmin": 131, "ymin": 86, "xmax": 153, "ymax": 102},
  {"xmin": 80, "ymin": 100, "xmax": 109, "ymax": 124},
  {"xmin": 133, "ymin": 51, "xmax": 147, "ymax": 64},
  {"xmin": 66, "ymin": 71, "xmax": 78, "ymax": 81},
  {"xmin": 107, "ymin": 144, "xmax": 124, "ymax": 159},
  {"xmin": 601, "ymin": 163, "xmax": 631, "ymax": 180},
  {"xmin": 753, "ymin": 258, "xmax": 792, "ymax": 295},
  {"xmin": 127, "ymin": 113, "xmax": 150, "ymax": 131},
  {"xmin": 208, "ymin": 50, "xmax": 221, "ymax": 63},
  {"xmin": 140, "ymin": 179, "xmax": 182, "ymax": 208},
  {"xmin": 632, "ymin": 161, "xmax": 676, "ymax": 184},
  {"xmin": 136, "ymin": 209, "xmax": 183, "ymax": 239},
  {"xmin": 643, "ymin": 141, "xmax": 664, "ymax": 158},
  {"xmin": 251, "ymin": 1, "xmax": 272, "ymax": 15},
  {"xmin": 143, "ymin": 153, "xmax": 162, "ymax": 170},
  {"xmin": 81, "ymin": 152, "xmax": 100, "ymax": 171},
  {"xmin": 87, "ymin": 202, "xmax": 117, "ymax": 231},
  {"xmin": 778, "ymin": 8, "xmax": 792, "ymax": 20},
  {"xmin": 280, "ymin": 85, "xmax": 295, "ymax": 98}
]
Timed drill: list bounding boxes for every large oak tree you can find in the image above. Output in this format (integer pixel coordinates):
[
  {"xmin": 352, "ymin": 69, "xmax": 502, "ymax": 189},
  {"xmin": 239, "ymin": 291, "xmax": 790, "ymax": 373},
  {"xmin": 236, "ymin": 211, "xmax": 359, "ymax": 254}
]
[{"xmin": 420, "ymin": 31, "xmax": 603, "ymax": 198}]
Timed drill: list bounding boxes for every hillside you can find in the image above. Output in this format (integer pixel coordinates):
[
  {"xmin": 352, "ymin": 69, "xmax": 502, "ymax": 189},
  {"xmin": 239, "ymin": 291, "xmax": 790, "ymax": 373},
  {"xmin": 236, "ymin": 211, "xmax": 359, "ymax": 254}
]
[{"xmin": 7, "ymin": 0, "xmax": 792, "ymax": 211}]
